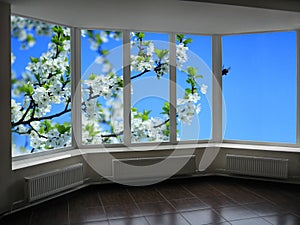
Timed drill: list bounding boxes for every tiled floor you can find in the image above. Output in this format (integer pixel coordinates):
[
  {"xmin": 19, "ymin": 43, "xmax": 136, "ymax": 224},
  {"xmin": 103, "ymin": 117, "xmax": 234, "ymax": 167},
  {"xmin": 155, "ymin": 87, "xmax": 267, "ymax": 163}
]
[{"xmin": 1, "ymin": 176, "xmax": 300, "ymax": 225}]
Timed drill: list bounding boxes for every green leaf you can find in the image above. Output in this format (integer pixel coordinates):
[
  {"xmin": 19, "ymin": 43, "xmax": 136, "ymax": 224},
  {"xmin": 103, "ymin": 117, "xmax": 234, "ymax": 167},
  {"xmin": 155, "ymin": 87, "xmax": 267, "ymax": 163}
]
[
  {"xmin": 26, "ymin": 34, "xmax": 35, "ymax": 43},
  {"xmin": 183, "ymin": 38, "xmax": 193, "ymax": 45},
  {"xmin": 57, "ymin": 45, "xmax": 64, "ymax": 52},
  {"xmin": 100, "ymin": 49, "xmax": 109, "ymax": 55},
  {"xmin": 187, "ymin": 66, "xmax": 197, "ymax": 77},
  {"xmin": 161, "ymin": 102, "xmax": 170, "ymax": 115},
  {"xmin": 52, "ymin": 26, "xmax": 64, "ymax": 34},
  {"xmin": 185, "ymin": 88, "xmax": 192, "ymax": 95},
  {"xmin": 51, "ymin": 35, "xmax": 60, "ymax": 45},
  {"xmin": 154, "ymin": 49, "xmax": 168, "ymax": 60},
  {"xmin": 186, "ymin": 77, "xmax": 196, "ymax": 87},
  {"xmin": 95, "ymin": 33, "xmax": 103, "ymax": 45},
  {"xmin": 56, "ymin": 124, "xmax": 67, "ymax": 134},
  {"xmin": 135, "ymin": 32, "xmax": 145, "ymax": 40},
  {"xmin": 41, "ymin": 120, "xmax": 53, "ymax": 132},
  {"xmin": 23, "ymin": 83, "xmax": 34, "ymax": 95},
  {"xmin": 89, "ymin": 74, "xmax": 97, "ymax": 80},
  {"xmin": 30, "ymin": 57, "xmax": 39, "ymax": 63},
  {"xmin": 176, "ymin": 34, "xmax": 184, "ymax": 43}
]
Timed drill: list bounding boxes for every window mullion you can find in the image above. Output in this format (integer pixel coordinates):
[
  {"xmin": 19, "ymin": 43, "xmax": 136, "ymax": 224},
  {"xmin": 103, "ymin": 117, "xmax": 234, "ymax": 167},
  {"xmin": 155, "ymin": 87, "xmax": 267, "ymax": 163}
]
[
  {"xmin": 169, "ymin": 33, "xmax": 177, "ymax": 144},
  {"xmin": 71, "ymin": 27, "xmax": 82, "ymax": 148},
  {"xmin": 123, "ymin": 30, "xmax": 131, "ymax": 145},
  {"xmin": 297, "ymin": 30, "xmax": 300, "ymax": 145},
  {"xmin": 212, "ymin": 35, "xmax": 223, "ymax": 143}
]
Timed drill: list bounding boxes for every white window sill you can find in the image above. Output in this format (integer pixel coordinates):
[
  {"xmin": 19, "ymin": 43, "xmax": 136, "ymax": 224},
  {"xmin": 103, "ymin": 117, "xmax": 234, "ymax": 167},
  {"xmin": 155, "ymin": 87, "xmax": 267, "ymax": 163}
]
[{"xmin": 12, "ymin": 143, "xmax": 300, "ymax": 171}]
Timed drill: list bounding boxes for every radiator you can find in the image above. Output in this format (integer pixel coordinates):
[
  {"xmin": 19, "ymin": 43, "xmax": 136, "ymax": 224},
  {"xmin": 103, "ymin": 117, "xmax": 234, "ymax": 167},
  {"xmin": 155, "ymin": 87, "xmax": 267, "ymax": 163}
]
[
  {"xmin": 113, "ymin": 155, "xmax": 196, "ymax": 181},
  {"xmin": 226, "ymin": 154, "xmax": 288, "ymax": 179},
  {"xmin": 25, "ymin": 163, "xmax": 84, "ymax": 202}
]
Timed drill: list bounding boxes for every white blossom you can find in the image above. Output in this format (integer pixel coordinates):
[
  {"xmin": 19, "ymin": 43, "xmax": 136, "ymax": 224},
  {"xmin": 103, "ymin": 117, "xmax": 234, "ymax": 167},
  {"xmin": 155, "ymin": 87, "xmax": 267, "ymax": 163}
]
[{"xmin": 201, "ymin": 84, "xmax": 208, "ymax": 94}]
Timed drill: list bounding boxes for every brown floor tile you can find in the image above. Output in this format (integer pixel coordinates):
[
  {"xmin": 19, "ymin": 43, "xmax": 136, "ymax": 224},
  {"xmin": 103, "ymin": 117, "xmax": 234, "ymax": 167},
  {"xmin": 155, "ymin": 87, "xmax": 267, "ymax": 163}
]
[
  {"xmin": 263, "ymin": 213, "xmax": 300, "ymax": 225},
  {"xmin": 156, "ymin": 185, "xmax": 194, "ymax": 200},
  {"xmin": 99, "ymin": 188, "xmax": 134, "ymax": 206},
  {"xmin": 104, "ymin": 204, "xmax": 141, "ymax": 219},
  {"xmin": 211, "ymin": 222, "xmax": 232, "ymax": 225},
  {"xmin": 30, "ymin": 200, "xmax": 69, "ymax": 225},
  {"xmin": 245, "ymin": 201, "xmax": 284, "ymax": 216},
  {"xmin": 230, "ymin": 217, "xmax": 272, "ymax": 225},
  {"xmin": 170, "ymin": 197, "xmax": 209, "ymax": 212},
  {"xmin": 201, "ymin": 195, "xmax": 237, "ymax": 208},
  {"xmin": 127, "ymin": 186, "xmax": 165, "ymax": 203},
  {"xmin": 69, "ymin": 188, "xmax": 101, "ymax": 209},
  {"xmin": 138, "ymin": 201, "xmax": 176, "ymax": 216},
  {"xmin": 3, "ymin": 176, "xmax": 300, "ymax": 225},
  {"xmin": 69, "ymin": 221, "xmax": 110, "ymax": 225},
  {"xmin": 184, "ymin": 181, "xmax": 224, "ymax": 198},
  {"xmin": 227, "ymin": 191, "xmax": 264, "ymax": 204},
  {"xmin": 69, "ymin": 206, "xmax": 107, "ymax": 223},
  {"xmin": 181, "ymin": 208, "xmax": 226, "ymax": 225},
  {"xmin": 109, "ymin": 217, "xmax": 149, "ymax": 225},
  {"xmin": 216, "ymin": 205, "xmax": 258, "ymax": 221},
  {"xmin": 146, "ymin": 213, "xmax": 190, "ymax": 225},
  {"xmin": 0, "ymin": 210, "xmax": 32, "ymax": 225}
]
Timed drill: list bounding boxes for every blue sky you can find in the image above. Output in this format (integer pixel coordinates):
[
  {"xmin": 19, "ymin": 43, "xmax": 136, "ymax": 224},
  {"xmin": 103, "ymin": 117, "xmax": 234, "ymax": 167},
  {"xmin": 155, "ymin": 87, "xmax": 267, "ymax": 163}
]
[{"xmin": 223, "ymin": 31, "xmax": 296, "ymax": 143}]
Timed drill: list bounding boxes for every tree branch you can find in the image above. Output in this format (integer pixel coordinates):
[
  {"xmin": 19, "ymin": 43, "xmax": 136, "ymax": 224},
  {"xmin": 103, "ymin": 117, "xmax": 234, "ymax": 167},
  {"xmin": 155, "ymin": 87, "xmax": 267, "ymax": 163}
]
[
  {"xmin": 130, "ymin": 69, "xmax": 150, "ymax": 80},
  {"xmin": 12, "ymin": 98, "xmax": 71, "ymax": 127},
  {"xmin": 101, "ymin": 131, "xmax": 123, "ymax": 138}
]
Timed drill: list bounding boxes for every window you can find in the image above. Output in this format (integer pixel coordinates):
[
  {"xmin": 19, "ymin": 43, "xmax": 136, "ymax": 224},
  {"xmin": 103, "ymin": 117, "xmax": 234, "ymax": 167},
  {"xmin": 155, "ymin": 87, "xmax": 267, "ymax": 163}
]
[
  {"xmin": 11, "ymin": 15, "xmax": 71, "ymax": 156},
  {"xmin": 130, "ymin": 32, "xmax": 170, "ymax": 143},
  {"xmin": 11, "ymin": 16, "xmax": 299, "ymax": 158},
  {"xmin": 81, "ymin": 30, "xmax": 123, "ymax": 145},
  {"xmin": 222, "ymin": 31, "xmax": 297, "ymax": 143},
  {"xmin": 176, "ymin": 34, "xmax": 212, "ymax": 141}
]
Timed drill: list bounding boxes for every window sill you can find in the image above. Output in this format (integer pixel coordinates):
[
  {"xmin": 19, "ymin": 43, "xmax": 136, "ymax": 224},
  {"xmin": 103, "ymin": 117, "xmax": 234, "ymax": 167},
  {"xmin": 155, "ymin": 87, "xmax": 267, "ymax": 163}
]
[{"xmin": 12, "ymin": 142, "xmax": 300, "ymax": 171}]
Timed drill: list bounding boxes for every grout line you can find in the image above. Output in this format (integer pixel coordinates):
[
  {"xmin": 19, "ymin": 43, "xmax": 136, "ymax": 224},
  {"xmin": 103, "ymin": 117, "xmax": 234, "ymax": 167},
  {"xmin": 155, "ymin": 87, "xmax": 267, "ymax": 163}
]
[
  {"xmin": 237, "ymin": 183, "xmax": 288, "ymax": 207},
  {"xmin": 67, "ymin": 199, "xmax": 70, "ymax": 225},
  {"xmin": 28, "ymin": 210, "xmax": 33, "ymax": 225},
  {"xmin": 97, "ymin": 189, "xmax": 109, "ymax": 223},
  {"xmin": 261, "ymin": 216, "xmax": 278, "ymax": 225},
  {"xmin": 153, "ymin": 185, "xmax": 192, "ymax": 225},
  {"xmin": 125, "ymin": 187, "xmax": 150, "ymax": 225},
  {"xmin": 180, "ymin": 182, "xmax": 236, "ymax": 224}
]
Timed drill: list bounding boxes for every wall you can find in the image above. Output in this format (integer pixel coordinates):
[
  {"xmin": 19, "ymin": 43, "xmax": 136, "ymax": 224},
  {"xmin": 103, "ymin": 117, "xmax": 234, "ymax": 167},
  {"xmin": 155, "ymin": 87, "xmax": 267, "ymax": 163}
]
[{"xmin": 0, "ymin": 1, "xmax": 13, "ymax": 214}]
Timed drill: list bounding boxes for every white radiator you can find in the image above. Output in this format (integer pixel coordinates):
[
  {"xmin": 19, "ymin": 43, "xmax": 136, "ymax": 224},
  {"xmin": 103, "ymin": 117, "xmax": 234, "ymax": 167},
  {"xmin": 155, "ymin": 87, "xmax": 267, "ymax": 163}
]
[
  {"xmin": 226, "ymin": 154, "xmax": 288, "ymax": 179},
  {"xmin": 25, "ymin": 163, "xmax": 84, "ymax": 202},
  {"xmin": 113, "ymin": 155, "xmax": 196, "ymax": 181}
]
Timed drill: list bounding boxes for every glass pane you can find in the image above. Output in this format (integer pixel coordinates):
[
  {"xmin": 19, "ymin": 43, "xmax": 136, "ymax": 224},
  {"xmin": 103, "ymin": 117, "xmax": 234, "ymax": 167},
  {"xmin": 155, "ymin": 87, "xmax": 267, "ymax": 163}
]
[
  {"xmin": 130, "ymin": 32, "xmax": 170, "ymax": 143},
  {"xmin": 222, "ymin": 31, "xmax": 296, "ymax": 143},
  {"xmin": 11, "ymin": 16, "xmax": 71, "ymax": 156},
  {"xmin": 81, "ymin": 30, "xmax": 123, "ymax": 144},
  {"xmin": 176, "ymin": 34, "xmax": 212, "ymax": 141}
]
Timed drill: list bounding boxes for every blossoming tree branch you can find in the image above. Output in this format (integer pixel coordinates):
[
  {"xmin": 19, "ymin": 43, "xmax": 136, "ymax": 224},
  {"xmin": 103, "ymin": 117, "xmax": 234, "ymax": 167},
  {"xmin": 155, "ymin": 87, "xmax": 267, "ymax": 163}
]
[{"xmin": 11, "ymin": 16, "xmax": 208, "ymax": 155}]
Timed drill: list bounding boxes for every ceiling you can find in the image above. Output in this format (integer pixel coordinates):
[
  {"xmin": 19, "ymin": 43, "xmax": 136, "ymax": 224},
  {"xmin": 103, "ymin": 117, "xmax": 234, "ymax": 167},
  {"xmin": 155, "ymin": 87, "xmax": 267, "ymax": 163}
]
[
  {"xmin": 181, "ymin": 0, "xmax": 300, "ymax": 12},
  {"xmin": 2, "ymin": 0, "xmax": 300, "ymax": 34}
]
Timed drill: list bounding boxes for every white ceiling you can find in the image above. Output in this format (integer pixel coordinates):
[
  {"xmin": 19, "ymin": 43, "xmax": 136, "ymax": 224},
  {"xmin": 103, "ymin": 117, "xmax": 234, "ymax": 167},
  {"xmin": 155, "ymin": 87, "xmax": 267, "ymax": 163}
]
[
  {"xmin": 182, "ymin": 0, "xmax": 300, "ymax": 12},
  {"xmin": 2, "ymin": 0, "xmax": 300, "ymax": 34}
]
